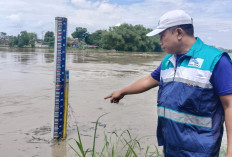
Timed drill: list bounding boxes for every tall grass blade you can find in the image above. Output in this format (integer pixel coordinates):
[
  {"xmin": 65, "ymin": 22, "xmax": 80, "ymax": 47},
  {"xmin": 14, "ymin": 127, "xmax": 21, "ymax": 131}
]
[
  {"xmin": 123, "ymin": 138, "xmax": 138, "ymax": 157},
  {"xmin": 145, "ymin": 145, "xmax": 150, "ymax": 157},
  {"xmin": 155, "ymin": 145, "xmax": 160, "ymax": 156},
  {"xmin": 99, "ymin": 143, "xmax": 105, "ymax": 157},
  {"xmin": 149, "ymin": 151, "xmax": 156, "ymax": 157},
  {"xmin": 69, "ymin": 138, "xmax": 86, "ymax": 157},
  {"xmin": 71, "ymin": 124, "xmax": 86, "ymax": 156},
  {"xmin": 111, "ymin": 144, "xmax": 115, "ymax": 157},
  {"xmin": 68, "ymin": 143, "xmax": 82, "ymax": 157},
  {"xmin": 104, "ymin": 133, "xmax": 109, "ymax": 157},
  {"xmin": 84, "ymin": 148, "xmax": 90, "ymax": 156},
  {"xmin": 75, "ymin": 139, "xmax": 85, "ymax": 156},
  {"xmin": 92, "ymin": 113, "xmax": 108, "ymax": 157},
  {"xmin": 134, "ymin": 139, "xmax": 142, "ymax": 152},
  {"xmin": 111, "ymin": 131, "xmax": 120, "ymax": 152},
  {"xmin": 120, "ymin": 130, "xmax": 132, "ymax": 150},
  {"xmin": 125, "ymin": 130, "xmax": 132, "ymax": 140},
  {"xmin": 94, "ymin": 152, "xmax": 102, "ymax": 157}
]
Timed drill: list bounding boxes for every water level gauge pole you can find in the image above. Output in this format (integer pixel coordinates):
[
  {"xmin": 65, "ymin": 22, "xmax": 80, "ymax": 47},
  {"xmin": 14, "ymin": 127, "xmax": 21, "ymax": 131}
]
[{"xmin": 53, "ymin": 17, "xmax": 68, "ymax": 139}]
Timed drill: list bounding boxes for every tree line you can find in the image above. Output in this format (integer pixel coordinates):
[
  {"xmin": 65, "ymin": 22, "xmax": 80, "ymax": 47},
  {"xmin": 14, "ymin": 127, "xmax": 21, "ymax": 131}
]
[
  {"xmin": 0, "ymin": 23, "xmax": 163, "ymax": 52},
  {"xmin": 72, "ymin": 23, "xmax": 162, "ymax": 52},
  {"xmin": 0, "ymin": 31, "xmax": 54, "ymax": 48}
]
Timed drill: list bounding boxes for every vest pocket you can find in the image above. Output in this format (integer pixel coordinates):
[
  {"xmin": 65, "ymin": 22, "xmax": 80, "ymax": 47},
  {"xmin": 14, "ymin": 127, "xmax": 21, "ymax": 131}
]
[
  {"xmin": 178, "ymin": 84, "xmax": 204, "ymax": 114},
  {"xmin": 198, "ymin": 88, "xmax": 216, "ymax": 115}
]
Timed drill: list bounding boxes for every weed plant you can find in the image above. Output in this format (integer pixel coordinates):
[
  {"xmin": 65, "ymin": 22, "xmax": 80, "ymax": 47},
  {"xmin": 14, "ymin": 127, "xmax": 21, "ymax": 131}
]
[{"xmin": 68, "ymin": 113, "xmax": 163, "ymax": 157}]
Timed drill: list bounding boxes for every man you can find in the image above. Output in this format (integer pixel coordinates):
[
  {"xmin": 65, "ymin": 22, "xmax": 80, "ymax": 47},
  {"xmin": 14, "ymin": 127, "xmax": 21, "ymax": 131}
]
[{"xmin": 104, "ymin": 10, "xmax": 232, "ymax": 156}]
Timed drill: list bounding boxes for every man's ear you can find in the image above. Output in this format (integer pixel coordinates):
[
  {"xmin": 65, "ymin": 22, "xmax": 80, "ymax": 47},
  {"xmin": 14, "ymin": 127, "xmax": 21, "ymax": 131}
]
[{"xmin": 176, "ymin": 28, "xmax": 183, "ymax": 40}]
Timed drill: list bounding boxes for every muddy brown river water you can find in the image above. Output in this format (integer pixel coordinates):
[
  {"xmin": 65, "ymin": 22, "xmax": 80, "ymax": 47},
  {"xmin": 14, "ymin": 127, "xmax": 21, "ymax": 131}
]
[{"xmin": 0, "ymin": 47, "xmax": 228, "ymax": 157}]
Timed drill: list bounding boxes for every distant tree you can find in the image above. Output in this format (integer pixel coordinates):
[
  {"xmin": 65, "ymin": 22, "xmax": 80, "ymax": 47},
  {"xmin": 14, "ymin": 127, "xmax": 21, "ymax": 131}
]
[
  {"xmin": 8, "ymin": 36, "xmax": 18, "ymax": 47},
  {"xmin": 18, "ymin": 31, "xmax": 30, "ymax": 48},
  {"xmin": 28, "ymin": 33, "xmax": 37, "ymax": 48},
  {"xmin": 28, "ymin": 33, "xmax": 37, "ymax": 41},
  {"xmin": 101, "ymin": 31, "xmax": 125, "ymax": 51},
  {"xmin": 66, "ymin": 37, "xmax": 72, "ymax": 47},
  {"xmin": 99, "ymin": 23, "xmax": 162, "ymax": 52},
  {"xmin": 154, "ymin": 42, "xmax": 162, "ymax": 52},
  {"xmin": 29, "ymin": 40, "xmax": 35, "ymax": 48},
  {"xmin": 0, "ymin": 32, "xmax": 7, "ymax": 45},
  {"xmin": 218, "ymin": 47, "xmax": 232, "ymax": 53},
  {"xmin": 0, "ymin": 32, "xmax": 7, "ymax": 39},
  {"xmin": 85, "ymin": 30, "xmax": 107, "ymax": 46},
  {"xmin": 44, "ymin": 31, "xmax": 54, "ymax": 47},
  {"xmin": 7, "ymin": 32, "xmax": 38, "ymax": 48},
  {"xmin": 71, "ymin": 27, "xmax": 89, "ymax": 41}
]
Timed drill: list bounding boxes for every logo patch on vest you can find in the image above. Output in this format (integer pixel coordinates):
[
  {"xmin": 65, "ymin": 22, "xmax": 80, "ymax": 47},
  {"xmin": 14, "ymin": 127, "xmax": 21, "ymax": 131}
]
[{"xmin": 188, "ymin": 58, "xmax": 204, "ymax": 68}]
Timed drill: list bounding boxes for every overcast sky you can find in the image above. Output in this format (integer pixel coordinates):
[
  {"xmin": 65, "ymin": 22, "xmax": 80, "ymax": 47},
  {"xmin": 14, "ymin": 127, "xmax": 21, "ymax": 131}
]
[{"xmin": 1, "ymin": 0, "xmax": 232, "ymax": 49}]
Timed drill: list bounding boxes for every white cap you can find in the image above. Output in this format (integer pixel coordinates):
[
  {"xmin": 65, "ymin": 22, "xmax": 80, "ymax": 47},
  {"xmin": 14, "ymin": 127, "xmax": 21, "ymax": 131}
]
[{"xmin": 146, "ymin": 10, "xmax": 193, "ymax": 36}]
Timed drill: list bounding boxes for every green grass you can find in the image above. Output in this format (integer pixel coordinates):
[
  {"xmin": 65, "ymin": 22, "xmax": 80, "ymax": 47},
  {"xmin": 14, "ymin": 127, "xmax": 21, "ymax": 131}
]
[{"xmin": 69, "ymin": 113, "xmax": 163, "ymax": 157}]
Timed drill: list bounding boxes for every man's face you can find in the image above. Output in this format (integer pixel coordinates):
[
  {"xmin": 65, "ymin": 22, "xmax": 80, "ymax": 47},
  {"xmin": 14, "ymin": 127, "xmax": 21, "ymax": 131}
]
[{"xmin": 158, "ymin": 28, "xmax": 179, "ymax": 54}]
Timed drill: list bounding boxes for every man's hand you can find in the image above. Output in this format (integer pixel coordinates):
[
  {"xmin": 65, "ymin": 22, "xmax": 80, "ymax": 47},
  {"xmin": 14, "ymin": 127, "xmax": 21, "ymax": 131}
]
[
  {"xmin": 104, "ymin": 75, "xmax": 159, "ymax": 104},
  {"xmin": 104, "ymin": 90, "xmax": 125, "ymax": 103}
]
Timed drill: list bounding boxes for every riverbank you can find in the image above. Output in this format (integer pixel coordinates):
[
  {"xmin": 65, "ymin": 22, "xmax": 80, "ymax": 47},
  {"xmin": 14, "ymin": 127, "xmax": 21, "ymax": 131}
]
[
  {"xmin": 0, "ymin": 46, "xmax": 165, "ymax": 54},
  {"xmin": 1, "ymin": 44, "xmax": 231, "ymax": 53}
]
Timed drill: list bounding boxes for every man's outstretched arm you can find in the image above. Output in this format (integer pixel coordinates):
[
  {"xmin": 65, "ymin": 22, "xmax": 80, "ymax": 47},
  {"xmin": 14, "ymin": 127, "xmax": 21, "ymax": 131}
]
[
  {"xmin": 104, "ymin": 75, "xmax": 159, "ymax": 103},
  {"xmin": 220, "ymin": 94, "xmax": 232, "ymax": 157}
]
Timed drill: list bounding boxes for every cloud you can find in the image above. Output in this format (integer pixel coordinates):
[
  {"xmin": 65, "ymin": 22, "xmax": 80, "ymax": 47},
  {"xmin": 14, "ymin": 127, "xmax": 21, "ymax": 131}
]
[
  {"xmin": 218, "ymin": 29, "xmax": 231, "ymax": 33},
  {"xmin": 68, "ymin": 1, "xmax": 124, "ymax": 32},
  {"xmin": 70, "ymin": 0, "xmax": 102, "ymax": 9},
  {"xmin": 0, "ymin": 0, "xmax": 232, "ymax": 48},
  {"xmin": 6, "ymin": 13, "xmax": 22, "ymax": 22}
]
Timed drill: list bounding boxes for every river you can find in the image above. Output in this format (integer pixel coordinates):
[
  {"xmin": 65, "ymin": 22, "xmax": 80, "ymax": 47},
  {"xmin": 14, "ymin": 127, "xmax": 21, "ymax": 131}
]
[{"xmin": 0, "ymin": 47, "xmax": 229, "ymax": 156}]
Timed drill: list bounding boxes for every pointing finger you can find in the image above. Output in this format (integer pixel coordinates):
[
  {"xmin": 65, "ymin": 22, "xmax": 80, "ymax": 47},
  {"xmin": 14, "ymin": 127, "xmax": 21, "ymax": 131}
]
[{"xmin": 104, "ymin": 94, "xmax": 112, "ymax": 99}]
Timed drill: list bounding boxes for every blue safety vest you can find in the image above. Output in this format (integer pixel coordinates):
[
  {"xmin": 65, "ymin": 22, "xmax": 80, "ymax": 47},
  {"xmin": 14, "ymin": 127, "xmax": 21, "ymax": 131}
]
[{"xmin": 157, "ymin": 38, "xmax": 229, "ymax": 156}]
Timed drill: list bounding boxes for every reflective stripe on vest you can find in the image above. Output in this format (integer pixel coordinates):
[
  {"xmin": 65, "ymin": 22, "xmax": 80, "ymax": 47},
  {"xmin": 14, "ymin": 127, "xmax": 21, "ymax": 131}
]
[
  {"xmin": 161, "ymin": 66, "xmax": 213, "ymax": 89},
  {"xmin": 158, "ymin": 106, "xmax": 212, "ymax": 129}
]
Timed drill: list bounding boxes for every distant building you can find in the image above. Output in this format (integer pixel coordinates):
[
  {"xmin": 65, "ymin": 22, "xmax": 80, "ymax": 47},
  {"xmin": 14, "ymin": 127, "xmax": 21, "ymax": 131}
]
[
  {"xmin": 1, "ymin": 39, "xmax": 9, "ymax": 45},
  {"xmin": 35, "ymin": 42, "xmax": 49, "ymax": 47},
  {"xmin": 86, "ymin": 45, "xmax": 99, "ymax": 49},
  {"xmin": 68, "ymin": 40, "xmax": 79, "ymax": 47},
  {"xmin": 67, "ymin": 39, "xmax": 99, "ymax": 49}
]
